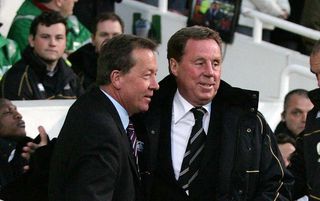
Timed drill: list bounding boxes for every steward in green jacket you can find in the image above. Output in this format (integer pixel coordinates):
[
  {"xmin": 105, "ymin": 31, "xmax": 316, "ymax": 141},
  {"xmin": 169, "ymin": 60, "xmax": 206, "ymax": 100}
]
[
  {"xmin": 0, "ymin": 33, "xmax": 21, "ymax": 79},
  {"xmin": 7, "ymin": 0, "xmax": 91, "ymax": 53}
]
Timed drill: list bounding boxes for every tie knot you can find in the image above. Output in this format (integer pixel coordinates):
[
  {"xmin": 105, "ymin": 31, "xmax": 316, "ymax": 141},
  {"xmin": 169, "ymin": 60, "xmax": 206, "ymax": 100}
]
[
  {"xmin": 127, "ymin": 121, "xmax": 134, "ymax": 131},
  {"xmin": 191, "ymin": 107, "xmax": 206, "ymax": 121}
]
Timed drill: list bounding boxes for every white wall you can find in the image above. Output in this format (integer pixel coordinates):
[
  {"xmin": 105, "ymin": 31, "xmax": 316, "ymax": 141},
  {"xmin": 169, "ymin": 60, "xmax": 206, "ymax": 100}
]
[{"xmin": 13, "ymin": 100, "xmax": 74, "ymax": 139}]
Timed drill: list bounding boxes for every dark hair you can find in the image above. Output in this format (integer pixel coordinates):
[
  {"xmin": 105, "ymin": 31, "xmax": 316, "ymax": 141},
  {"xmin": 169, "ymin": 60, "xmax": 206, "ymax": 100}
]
[
  {"xmin": 311, "ymin": 40, "xmax": 320, "ymax": 56},
  {"xmin": 277, "ymin": 133, "xmax": 296, "ymax": 147},
  {"xmin": 167, "ymin": 26, "xmax": 222, "ymax": 65},
  {"xmin": 29, "ymin": 11, "xmax": 67, "ymax": 37},
  {"xmin": 97, "ymin": 34, "xmax": 158, "ymax": 85},
  {"xmin": 283, "ymin": 89, "xmax": 309, "ymax": 111},
  {"xmin": 92, "ymin": 12, "xmax": 125, "ymax": 34}
]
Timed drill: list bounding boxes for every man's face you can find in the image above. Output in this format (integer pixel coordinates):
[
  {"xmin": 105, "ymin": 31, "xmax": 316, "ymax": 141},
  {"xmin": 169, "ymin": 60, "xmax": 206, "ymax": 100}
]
[
  {"xmin": 92, "ymin": 19, "xmax": 123, "ymax": 53},
  {"xmin": 0, "ymin": 100, "xmax": 26, "ymax": 138},
  {"xmin": 117, "ymin": 48, "xmax": 159, "ymax": 116},
  {"xmin": 59, "ymin": 0, "xmax": 78, "ymax": 17},
  {"xmin": 170, "ymin": 39, "xmax": 222, "ymax": 106},
  {"xmin": 310, "ymin": 52, "xmax": 320, "ymax": 87},
  {"xmin": 29, "ymin": 23, "xmax": 66, "ymax": 63},
  {"xmin": 283, "ymin": 94, "xmax": 313, "ymax": 135}
]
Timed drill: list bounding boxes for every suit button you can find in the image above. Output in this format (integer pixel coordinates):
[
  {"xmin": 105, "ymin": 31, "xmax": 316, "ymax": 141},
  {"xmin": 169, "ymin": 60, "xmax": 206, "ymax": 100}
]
[{"xmin": 150, "ymin": 130, "xmax": 156, "ymax": 135}]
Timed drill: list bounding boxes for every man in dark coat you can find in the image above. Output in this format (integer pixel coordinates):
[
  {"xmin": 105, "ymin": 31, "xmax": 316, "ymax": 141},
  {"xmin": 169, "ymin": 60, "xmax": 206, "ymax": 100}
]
[
  {"xmin": 136, "ymin": 26, "xmax": 293, "ymax": 201},
  {"xmin": 49, "ymin": 34, "xmax": 159, "ymax": 201}
]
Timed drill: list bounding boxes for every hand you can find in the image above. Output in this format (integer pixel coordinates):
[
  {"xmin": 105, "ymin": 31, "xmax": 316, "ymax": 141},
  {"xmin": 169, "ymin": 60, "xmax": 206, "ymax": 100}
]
[
  {"xmin": 279, "ymin": 10, "xmax": 289, "ymax": 19},
  {"xmin": 21, "ymin": 126, "xmax": 49, "ymax": 172}
]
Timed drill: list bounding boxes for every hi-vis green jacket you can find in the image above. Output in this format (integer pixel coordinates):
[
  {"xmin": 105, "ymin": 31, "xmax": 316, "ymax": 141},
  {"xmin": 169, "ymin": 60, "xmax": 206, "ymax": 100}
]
[
  {"xmin": 0, "ymin": 34, "xmax": 21, "ymax": 79},
  {"xmin": 7, "ymin": 0, "xmax": 91, "ymax": 53}
]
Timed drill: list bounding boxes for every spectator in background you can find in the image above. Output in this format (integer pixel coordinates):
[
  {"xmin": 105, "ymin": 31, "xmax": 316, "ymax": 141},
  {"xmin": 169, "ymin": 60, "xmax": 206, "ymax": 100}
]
[
  {"xmin": 0, "ymin": 98, "xmax": 48, "ymax": 200},
  {"xmin": 68, "ymin": 12, "xmax": 124, "ymax": 90},
  {"xmin": 237, "ymin": 0, "xmax": 290, "ymax": 41},
  {"xmin": 73, "ymin": 0, "xmax": 122, "ymax": 32},
  {"xmin": 7, "ymin": 0, "xmax": 91, "ymax": 54},
  {"xmin": 0, "ymin": 12, "xmax": 83, "ymax": 100},
  {"xmin": 274, "ymin": 89, "xmax": 313, "ymax": 140},
  {"xmin": 299, "ymin": 0, "xmax": 320, "ymax": 55},
  {"xmin": 288, "ymin": 40, "xmax": 320, "ymax": 201},
  {"xmin": 270, "ymin": 0, "xmax": 305, "ymax": 52},
  {"xmin": 0, "ymin": 24, "xmax": 21, "ymax": 79}
]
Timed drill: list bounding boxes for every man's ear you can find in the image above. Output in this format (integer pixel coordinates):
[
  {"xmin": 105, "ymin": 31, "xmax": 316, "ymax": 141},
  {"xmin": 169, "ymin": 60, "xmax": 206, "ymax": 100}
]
[
  {"xmin": 169, "ymin": 58, "xmax": 178, "ymax": 76},
  {"xmin": 110, "ymin": 70, "xmax": 122, "ymax": 90},
  {"xmin": 28, "ymin": 35, "xmax": 35, "ymax": 48}
]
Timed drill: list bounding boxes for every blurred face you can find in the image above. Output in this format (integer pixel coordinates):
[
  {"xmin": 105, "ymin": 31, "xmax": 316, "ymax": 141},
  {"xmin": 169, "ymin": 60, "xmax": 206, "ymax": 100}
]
[
  {"xmin": 310, "ymin": 52, "xmax": 320, "ymax": 87},
  {"xmin": 92, "ymin": 20, "xmax": 123, "ymax": 53},
  {"xmin": 29, "ymin": 23, "xmax": 66, "ymax": 66},
  {"xmin": 59, "ymin": 0, "xmax": 78, "ymax": 17},
  {"xmin": 278, "ymin": 143, "xmax": 295, "ymax": 167},
  {"xmin": 283, "ymin": 94, "xmax": 313, "ymax": 135},
  {"xmin": 117, "ymin": 48, "xmax": 159, "ymax": 115},
  {"xmin": 0, "ymin": 100, "xmax": 26, "ymax": 138},
  {"xmin": 170, "ymin": 39, "xmax": 222, "ymax": 106}
]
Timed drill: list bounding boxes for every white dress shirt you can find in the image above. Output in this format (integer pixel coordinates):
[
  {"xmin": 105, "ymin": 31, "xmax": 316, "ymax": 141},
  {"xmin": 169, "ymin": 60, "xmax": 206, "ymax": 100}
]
[{"xmin": 171, "ymin": 89, "xmax": 211, "ymax": 180}]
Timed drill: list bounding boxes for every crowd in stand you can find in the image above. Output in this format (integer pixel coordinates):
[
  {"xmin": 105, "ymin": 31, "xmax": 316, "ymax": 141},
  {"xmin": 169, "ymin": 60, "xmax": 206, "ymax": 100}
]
[{"xmin": 1, "ymin": 0, "xmax": 320, "ymax": 201}]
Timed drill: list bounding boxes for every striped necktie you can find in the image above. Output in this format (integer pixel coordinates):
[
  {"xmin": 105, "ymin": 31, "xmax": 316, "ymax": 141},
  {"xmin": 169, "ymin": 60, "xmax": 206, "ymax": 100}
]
[
  {"xmin": 178, "ymin": 107, "xmax": 207, "ymax": 193},
  {"xmin": 126, "ymin": 120, "xmax": 138, "ymax": 164}
]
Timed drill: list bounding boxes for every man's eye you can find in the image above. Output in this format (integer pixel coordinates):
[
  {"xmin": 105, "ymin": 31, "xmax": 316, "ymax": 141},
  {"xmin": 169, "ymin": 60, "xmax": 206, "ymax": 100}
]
[
  {"xmin": 292, "ymin": 111, "xmax": 302, "ymax": 116},
  {"xmin": 144, "ymin": 74, "xmax": 151, "ymax": 79},
  {"xmin": 2, "ymin": 111, "xmax": 11, "ymax": 115}
]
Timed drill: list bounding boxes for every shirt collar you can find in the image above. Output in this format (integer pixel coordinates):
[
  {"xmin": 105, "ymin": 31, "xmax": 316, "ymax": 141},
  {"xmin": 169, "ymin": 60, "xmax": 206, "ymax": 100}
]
[
  {"xmin": 100, "ymin": 89, "xmax": 129, "ymax": 130},
  {"xmin": 173, "ymin": 89, "xmax": 211, "ymax": 124}
]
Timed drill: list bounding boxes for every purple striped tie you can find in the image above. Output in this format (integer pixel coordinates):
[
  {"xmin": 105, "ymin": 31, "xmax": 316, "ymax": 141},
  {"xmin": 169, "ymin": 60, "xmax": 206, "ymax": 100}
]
[{"xmin": 126, "ymin": 121, "xmax": 138, "ymax": 163}]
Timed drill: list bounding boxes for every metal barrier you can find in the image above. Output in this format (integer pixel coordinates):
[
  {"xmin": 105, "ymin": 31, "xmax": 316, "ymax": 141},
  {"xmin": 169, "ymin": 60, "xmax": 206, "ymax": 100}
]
[{"xmin": 242, "ymin": 7, "xmax": 320, "ymax": 43}]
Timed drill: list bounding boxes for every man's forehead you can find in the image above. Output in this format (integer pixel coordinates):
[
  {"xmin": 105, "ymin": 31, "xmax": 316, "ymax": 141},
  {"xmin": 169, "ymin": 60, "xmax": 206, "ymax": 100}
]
[{"xmin": 0, "ymin": 101, "xmax": 15, "ymax": 110}]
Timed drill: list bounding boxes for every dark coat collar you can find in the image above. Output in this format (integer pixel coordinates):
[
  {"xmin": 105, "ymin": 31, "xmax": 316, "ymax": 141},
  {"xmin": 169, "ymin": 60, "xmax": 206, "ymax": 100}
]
[{"xmin": 156, "ymin": 74, "xmax": 259, "ymax": 112}]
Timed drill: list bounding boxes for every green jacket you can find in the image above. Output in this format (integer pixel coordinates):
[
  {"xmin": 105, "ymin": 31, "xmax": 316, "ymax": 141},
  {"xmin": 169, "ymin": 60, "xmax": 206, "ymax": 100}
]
[
  {"xmin": 0, "ymin": 34, "xmax": 21, "ymax": 79},
  {"xmin": 7, "ymin": 0, "xmax": 91, "ymax": 53}
]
